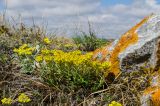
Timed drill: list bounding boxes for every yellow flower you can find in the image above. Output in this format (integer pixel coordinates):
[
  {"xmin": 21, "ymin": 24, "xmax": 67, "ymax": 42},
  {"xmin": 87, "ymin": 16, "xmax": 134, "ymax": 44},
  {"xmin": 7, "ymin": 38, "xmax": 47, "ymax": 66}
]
[
  {"xmin": 43, "ymin": 55, "xmax": 53, "ymax": 62},
  {"xmin": 71, "ymin": 50, "xmax": 81, "ymax": 55},
  {"xmin": 24, "ymin": 51, "xmax": 32, "ymax": 55},
  {"xmin": 41, "ymin": 49, "xmax": 51, "ymax": 54},
  {"xmin": 18, "ymin": 93, "xmax": 31, "ymax": 103},
  {"xmin": 51, "ymin": 49, "xmax": 63, "ymax": 55},
  {"xmin": 35, "ymin": 55, "xmax": 43, "ymax": 62},
  {"xmin": 101, "ymin": 62, "xmax": 111, "ymax": 69},
  {"xmin": 13, "ymin": 48, "xmax": 18, "ymax": 52},
  {"xmin": 20, "ymin": 44, "xmax": 28, "ymax": 49},
  {"xmin": 13, "ymin": 44, "xmax": 35, "ymax": 55},
  {"xmin": 35, "ymin": 49, "xmax": 110, "ymax": 73},
  {"xmin": 109, "ymin": 101, "xmax": 122, "ymax": 106},
  {"xmin": 1, "ymin": 98, "xmax": 12, "ymax": 105},
  {"xmin": 85, "ymin": 52, "xmax": 93, "ymax": 59},
  {"xmin": 43, "ymin": 37, "xmax": 51, "ymax": 44}
]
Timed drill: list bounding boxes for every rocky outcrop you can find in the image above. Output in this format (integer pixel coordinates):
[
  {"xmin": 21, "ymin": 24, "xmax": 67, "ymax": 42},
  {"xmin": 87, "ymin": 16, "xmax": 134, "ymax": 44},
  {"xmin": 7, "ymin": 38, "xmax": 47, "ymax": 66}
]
[
  {"xmin": 119, "ymin": 15, "xmax": 160, "ymax": 73},
  {"xmin": 93, "ymin": 14, "xmax": 160, "ymax": 76},
  {"xmin": 140, "ymin": 73, "xmax": 160, "ymax": 106},
  {"xmin": 93, "ymin": 14, "xmax": 160, "ymax": 106}
]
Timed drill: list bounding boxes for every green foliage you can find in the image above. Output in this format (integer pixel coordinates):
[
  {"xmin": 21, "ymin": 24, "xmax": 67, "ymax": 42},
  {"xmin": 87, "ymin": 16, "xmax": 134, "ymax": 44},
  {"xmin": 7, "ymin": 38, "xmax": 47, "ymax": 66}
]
[
  {"xmin": 41, "ymin": 62, "xmax": 106, "ymax": 92},
  {"xmin": 19, "ymin": 56, "xmax": 35, "ymax": 74},
  {"xmin": 72, "ymin": 22, "xmax": 108, "ymax": 51},
  {"xmin": 13, "ymin": 44, "xmax": 36, "ymax": 74},
  {"xmin": 35, "ymin": 49, "xmax": 110, "ymax": 92},
  {"xmin": 12, "ymin": 40, "xmax": 110, "ymax": 92}
]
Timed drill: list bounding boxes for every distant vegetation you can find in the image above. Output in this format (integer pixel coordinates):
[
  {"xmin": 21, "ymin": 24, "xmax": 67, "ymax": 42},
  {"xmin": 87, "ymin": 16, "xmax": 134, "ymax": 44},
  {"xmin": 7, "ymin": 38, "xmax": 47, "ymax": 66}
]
[{"xmin": 72, "ymin": 22, "xmax": 110, "ymax": 52}]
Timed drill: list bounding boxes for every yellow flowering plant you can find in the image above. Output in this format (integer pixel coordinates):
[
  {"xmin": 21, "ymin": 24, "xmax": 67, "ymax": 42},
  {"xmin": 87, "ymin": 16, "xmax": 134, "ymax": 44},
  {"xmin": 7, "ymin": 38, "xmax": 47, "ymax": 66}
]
[
  {"xmin": 13, "ymin": 44, "xmax": 36, "ymax": 74},
  {"xmin": 1, "ymin": 98, "xmax": 12, "ymax": 105},
  {"xmin": 13, "ymin": 42, "xmax": 111, "ymax": 92},
  {"xmin": 1, "ymin": 93, "xmax": 31, "ymax": 105},
  {"xmin": 109, "ymin": 101, "xmax": 122, "ymax": 106},
  {"xmin": 13, "ymin": 44, "xmax": 35, "ymax": 56},
  {"xmin": 18, "ymin": 93, "xmax": 31, "ymax": 103},
  {"xmin": 36, "ymin": 49, "xmax": 111, "ymax": 91},
  {"xmin": 43, "ymin": 37, "xmax": 51, "ymax": 44}
]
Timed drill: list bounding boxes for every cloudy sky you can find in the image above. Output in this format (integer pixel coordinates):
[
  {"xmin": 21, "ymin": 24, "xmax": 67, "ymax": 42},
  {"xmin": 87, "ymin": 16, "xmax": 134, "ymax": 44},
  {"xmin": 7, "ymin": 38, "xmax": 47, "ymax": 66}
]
[{"xmin": 0, "ymin": 0, "xmax": 160, "ymax": 38}]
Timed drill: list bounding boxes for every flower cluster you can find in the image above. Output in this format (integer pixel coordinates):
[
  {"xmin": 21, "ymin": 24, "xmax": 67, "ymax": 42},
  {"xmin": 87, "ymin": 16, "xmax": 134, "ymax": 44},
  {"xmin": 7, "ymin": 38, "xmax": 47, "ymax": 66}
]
[
  {"xmin": 13, "ymin": 44, "xmax": 35, "ymax": 55},
  {"xmin": 43, "ymin": 37, "xmax": 51, "ymax": 44},
  {"xmin": 18, "ymin": 93, "xmax": 31, "ymax": 103},
  {"xmin": 13, "ymin": 43, "xmax": 111, "ymax": 92},
  {"xmin": 35, "ymin": 49, "xmax": 111, "ymax": 91},
  {"xmin": 109, "ymin": 101, "xmax": 122, "ymax": 106},
  {"xmin": 1, "ymin": 98, "xmax": 12, "ymax": 105},
  {"xmin": 1, "ymin": 93, "xmax": 31, "ymax": 105},
  {"xmin": 35, "ymin": 49, "xmax": 111, "ymax": 70}
]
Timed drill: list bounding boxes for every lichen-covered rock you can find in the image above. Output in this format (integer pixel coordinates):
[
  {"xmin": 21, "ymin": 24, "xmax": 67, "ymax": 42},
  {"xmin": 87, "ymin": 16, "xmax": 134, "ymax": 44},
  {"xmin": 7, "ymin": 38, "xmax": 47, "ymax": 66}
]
[
  {"xmin": 141, "ymin": 73, "xmax": 160, "ymax": 106},
  {"xmin": 93, "ymin": 14, "xmax": 160, "ymax": 76},
  {"xmin": 119, "ymin": 14, "xmax": 160, "ymax": 73},
  {"xmin": 93, "ymin": 14, "xmax": 160, "ymax": 106}
]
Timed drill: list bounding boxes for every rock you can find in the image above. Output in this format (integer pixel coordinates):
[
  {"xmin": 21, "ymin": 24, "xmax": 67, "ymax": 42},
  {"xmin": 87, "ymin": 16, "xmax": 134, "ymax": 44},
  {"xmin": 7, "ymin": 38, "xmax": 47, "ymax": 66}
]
[
  {"xmin": 119, "ymin": 14, "xmax": 160, "ymax": 73},
  {"xmin": 93, "ymin": 14, "xmax": 160, "ymax": 76},
  {"xmin": 141, "ymin": 74, "xmax": 160, "ymax": 106},
  {"xmin": 93, "ymin": 14, "xmax": 160, "ymax": 106}
]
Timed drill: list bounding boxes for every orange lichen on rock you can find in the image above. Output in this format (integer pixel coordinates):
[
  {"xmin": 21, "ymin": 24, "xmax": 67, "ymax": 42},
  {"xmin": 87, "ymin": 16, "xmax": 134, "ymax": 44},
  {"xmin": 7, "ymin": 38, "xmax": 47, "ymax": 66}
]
[
  {"xmin": 108, "ymin": 16, "xmax": 151, "ymax": 76},
  {"xmin": 93, "ymin": 15, "xmax": 152, "ymax": 77},
  {"xmin": 143, "ymin": 86, "xmax": 159, "ymax": 95},
  {"xmin": 142, "ymin": 71, "xmax": 160, "ymax": 105},
  {"xmin": 151, "ymin": 88, "xmax": 160, "ymax": 106},
  {"xmin": 142, "ymin": 86, "xmax": 160, "ymax": 106},
  {"xmin": 93, "ymin": 43, "xmax": 113, "ymax": 61}
]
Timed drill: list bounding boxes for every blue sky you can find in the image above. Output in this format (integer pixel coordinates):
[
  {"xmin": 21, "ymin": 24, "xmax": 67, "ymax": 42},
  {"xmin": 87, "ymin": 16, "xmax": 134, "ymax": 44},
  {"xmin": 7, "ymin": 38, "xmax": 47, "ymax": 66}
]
[
  {"xmin": 101, "ymin": 0, "xmax": 133, "ymax": 6},
  {"xmin": 101, "ymin": 0, "xmax": 160, "ymax": 6},
  {"xmin": 155, "ymin": 0, "xmax": 160, "ymax": 4},
  {"xmin": 0, "ymin": 0, "xmax": 160, "ymax": 38},
  {"xmin": 0, "ymin": 1, "xmax": 4, "ymax": 10}
]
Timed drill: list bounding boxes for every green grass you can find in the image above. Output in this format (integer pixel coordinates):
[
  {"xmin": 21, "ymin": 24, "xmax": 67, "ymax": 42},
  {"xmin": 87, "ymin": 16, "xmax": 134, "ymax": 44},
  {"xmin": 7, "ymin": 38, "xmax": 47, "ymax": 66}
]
[{"xmin": 72, "ymin": 22, "xmax": 110, "ymax": 52}]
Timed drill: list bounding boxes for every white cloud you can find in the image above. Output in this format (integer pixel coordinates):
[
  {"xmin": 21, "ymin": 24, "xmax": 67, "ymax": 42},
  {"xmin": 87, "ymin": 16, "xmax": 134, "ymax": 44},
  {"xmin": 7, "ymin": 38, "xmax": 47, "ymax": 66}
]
[
  {"xmin": 2, "ymin": 0, "xmax": 160, "ymax": 38},
  {"xmin": 146, "ymin": 0, "xmax": 157, "ymax": 6}
]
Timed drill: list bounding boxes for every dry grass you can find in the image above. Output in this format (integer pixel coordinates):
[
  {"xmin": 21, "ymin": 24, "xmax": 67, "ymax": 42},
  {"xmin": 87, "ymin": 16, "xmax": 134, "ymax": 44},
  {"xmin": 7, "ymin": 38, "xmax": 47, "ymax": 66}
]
[
  {"xmin": 78, "ymin": 70, "xmax": 151, "ymax": 106},
  {"xmin": 0, "ymin": 61, "xmax": 152, "ymax": 106}
]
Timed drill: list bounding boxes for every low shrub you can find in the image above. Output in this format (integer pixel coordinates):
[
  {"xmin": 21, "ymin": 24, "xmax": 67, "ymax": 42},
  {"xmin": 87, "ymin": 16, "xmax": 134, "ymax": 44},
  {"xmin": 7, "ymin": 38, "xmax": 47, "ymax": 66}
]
[
  {"xmin": 1, "ymin": 93, "xmax": 31, "ymax": 105},
  {"xmin": 13, "ymin": 40, "xmax": 111, "ymax": 92},
  {"xmin": 13, "ymin": 44, "xmax": 36, "ymax": 74},
  {"xmin": 36, "ymin": 49, "xmax": 110, "ymax": 92}
]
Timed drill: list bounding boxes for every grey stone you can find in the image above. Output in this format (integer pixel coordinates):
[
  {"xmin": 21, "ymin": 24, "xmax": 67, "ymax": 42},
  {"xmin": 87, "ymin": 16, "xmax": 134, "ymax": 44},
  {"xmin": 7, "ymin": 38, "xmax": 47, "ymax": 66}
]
[{"xmin": 119, "ymin": 14, "xmax": 160, "ymax": 72}]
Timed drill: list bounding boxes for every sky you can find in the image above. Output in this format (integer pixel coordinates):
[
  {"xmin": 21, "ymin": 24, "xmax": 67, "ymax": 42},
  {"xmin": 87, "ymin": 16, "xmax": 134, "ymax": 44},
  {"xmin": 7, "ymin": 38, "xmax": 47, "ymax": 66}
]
[{"xmin": 0, "ymin": 0, "xmax": 160, "ymax": 38}]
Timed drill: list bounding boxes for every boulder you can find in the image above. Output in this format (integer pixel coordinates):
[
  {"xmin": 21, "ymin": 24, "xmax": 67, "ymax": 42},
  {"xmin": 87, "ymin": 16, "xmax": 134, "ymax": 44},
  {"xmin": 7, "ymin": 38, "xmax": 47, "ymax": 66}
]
[
  {"xmin": 93, "ymin": 14, "xmax": 160, "ymax": 76},
  {"xmin": 93, "ymin": 14, "xmax": 160, "ymax": 106},
  {"xmin": 119, "ymin": 14, "xmax": 160, "ymax": 73},
  {"xmin": 141, "ymin": 73, "xmax": 160, "ymax": 106}
]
